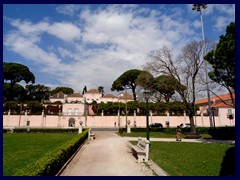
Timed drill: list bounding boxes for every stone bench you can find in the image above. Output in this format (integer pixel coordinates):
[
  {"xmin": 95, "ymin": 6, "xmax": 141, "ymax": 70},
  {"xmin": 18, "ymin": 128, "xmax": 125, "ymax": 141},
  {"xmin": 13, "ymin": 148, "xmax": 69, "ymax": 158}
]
[
  {"xmin": 88, "ymin": 129, "xmax": 96, "ymax": 140},
  {"xmin": 131, "ymin": 138, "xmax": 150, "ymax": 162}
]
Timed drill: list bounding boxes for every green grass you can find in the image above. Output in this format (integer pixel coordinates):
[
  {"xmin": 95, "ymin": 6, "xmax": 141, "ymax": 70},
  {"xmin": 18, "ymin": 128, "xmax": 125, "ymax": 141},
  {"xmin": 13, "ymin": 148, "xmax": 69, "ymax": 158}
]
[
  {"xmin": 119, "ymin": 131, "xmax": 213, "ymax": 139},
  {"xmin": 147, "ymin": 141, "xmax": 233, "ymax": 176},
  {"xmin": 119, "ymin": 132, "xmax": 177, "ymax": 138},
  {"xmin": 3, "ymin": 133, "xmax": 78, "ymax": 176}
]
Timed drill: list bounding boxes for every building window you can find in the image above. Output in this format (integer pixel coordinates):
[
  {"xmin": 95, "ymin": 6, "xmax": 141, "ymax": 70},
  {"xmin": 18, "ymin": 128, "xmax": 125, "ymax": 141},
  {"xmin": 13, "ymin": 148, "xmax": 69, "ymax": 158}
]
[
  {"xmin": 67, "ymin": 108, "xmax": 72, "ymax": 115},
  {"xmin": 74, "ymin": 108, "xmax": 79, "ymax": 115}
]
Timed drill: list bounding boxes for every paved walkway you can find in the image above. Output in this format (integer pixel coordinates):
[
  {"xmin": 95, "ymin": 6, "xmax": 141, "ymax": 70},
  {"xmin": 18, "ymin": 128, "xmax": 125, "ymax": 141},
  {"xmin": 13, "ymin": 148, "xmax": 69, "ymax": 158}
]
[
  {"xmin": 60, "ymin": 131, "xmax": 154, "ymax": 176},
  {"xmin": 59, "ymin": 131, "xmax": 235, "ymax": 176}
]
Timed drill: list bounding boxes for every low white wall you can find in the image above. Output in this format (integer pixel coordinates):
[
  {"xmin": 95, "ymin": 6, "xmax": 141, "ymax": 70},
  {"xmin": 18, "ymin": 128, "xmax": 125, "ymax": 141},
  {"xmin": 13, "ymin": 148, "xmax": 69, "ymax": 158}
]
[{"xmin": 3, "ymin": 113, "xmax": 234, "ymax": 128}]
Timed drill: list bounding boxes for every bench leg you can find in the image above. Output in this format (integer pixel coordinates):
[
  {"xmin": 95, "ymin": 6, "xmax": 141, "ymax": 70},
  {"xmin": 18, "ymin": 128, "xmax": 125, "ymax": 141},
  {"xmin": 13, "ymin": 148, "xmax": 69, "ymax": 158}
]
[{"xmin": 137, "ymin": 154, "xmax": 146, "ymax": 162}]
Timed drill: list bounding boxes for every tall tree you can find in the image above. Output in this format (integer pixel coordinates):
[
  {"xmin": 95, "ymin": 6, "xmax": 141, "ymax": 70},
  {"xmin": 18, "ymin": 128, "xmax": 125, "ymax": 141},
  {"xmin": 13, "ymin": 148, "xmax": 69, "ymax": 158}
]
[
  {"xmin": 98, "ymin": 86, "xmax": 104, "ymax": 97},
  {"xmin": 135, "ymin": 70, "xmax": 155, "ymax": 90},
  {"xmin": 25, "ymin": 84, "xmax": 51, "ymax": 102},
  {"xmin": 51, "ymin": 87, "xmax": 74, "ymax": 95},
  {"xmin": 3, "ymin": 83, "xmax": 27, "ymax": 102},
  {"xmin": 3, "ymin": 62, "xmax": 35, "ymax": 86},
  {"xmin": 82, "ymin": 85, "xmax": 87, "ymax": 95},
  {"xmin": 136, "ymin": 70, "xmax": 162, "ymax": 102},
  {"xmin": 154, "ymin": 75, "xmax": 179, "ymax": 102},
  {"xmin": 204, "ymin": 22, "xmax": 235, "ymax": 107},
  {"xmin": 111, "ymin": 69, "xmax": 142, "ymax": 101},
  {"xmin": 144, "ymin": 42, "xmax": 204, "ymax": 133}
]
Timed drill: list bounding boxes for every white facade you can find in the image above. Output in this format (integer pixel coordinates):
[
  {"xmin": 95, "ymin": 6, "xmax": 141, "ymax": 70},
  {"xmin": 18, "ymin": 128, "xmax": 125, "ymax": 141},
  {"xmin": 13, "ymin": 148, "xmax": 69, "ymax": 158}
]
[{"xmin": 49, "ymin": 89, "xmax": 134, "ymax": 116}]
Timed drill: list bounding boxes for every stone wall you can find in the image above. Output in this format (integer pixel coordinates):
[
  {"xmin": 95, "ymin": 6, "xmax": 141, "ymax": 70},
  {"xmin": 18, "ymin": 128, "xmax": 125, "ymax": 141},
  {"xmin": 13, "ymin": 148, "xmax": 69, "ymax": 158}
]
[{"xmin": 3, "ymin": 113, "xmax": 234, "ymax": 128}]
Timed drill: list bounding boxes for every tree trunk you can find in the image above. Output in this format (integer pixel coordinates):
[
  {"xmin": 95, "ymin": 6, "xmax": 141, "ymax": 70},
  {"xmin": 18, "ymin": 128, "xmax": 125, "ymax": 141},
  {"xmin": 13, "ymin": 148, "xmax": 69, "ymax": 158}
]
[{"xmin": 132, "ymin": 86, "xmax": 137, "ymax": 101}]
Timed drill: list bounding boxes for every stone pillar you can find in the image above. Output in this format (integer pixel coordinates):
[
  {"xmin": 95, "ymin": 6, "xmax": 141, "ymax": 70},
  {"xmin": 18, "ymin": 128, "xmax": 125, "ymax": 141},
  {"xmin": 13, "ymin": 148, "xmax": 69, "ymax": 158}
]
[
  {"xmin": 7, "ymin": 109, "xmax": 11, "ymax": 126},
  {"xmin": 167, "ymin": 111, "xmax": 170, "ymax": 122},
  {"xmin": 101, "ymin": 110, "xmax": 104, "ymax": 116},
  {"xmin": 41, "ymin": 110, "xmax": 44, "ymax": 127},
  {"xmin": 127, "ymin": 120, "xmax": 131, "ymax": 133},
  {"xmin": 79, "ymin": 121, "xmax": 83, "ymax": 134},
  {"xmin": 183, "ymin": 111, "xmax": 186, "ymax": 122},
  {"xmin": 88, "ymin": 128, "xmax": 91, "ymax": 140},
  {"xmin": 218, "ymin": 112, "xmax": 221, "ymax": 127},
  {"xmin": 58, "ymin": 110, "xmax": 61, "ymax": 127},
  {"xmin": 150, "ymin": 111, "xmax": 153, "ymax": 124},
  {"xmin": 134, "ymin": 110, "xmax": 136, "ymax": 123},
  {"xmin": 201, "ymin": 111, "xmax": 204, "ymax": 127},
  {"xmin": 26, "ymin": 118, "xmax": 30, "ymax": 132}
]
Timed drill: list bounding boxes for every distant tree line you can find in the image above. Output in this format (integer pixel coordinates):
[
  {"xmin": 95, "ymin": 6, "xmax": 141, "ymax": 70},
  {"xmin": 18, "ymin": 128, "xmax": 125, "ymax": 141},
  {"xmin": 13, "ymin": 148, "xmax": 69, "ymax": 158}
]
[{"xmin": 94, "ymin": 101, "xmax": 197, "ymax": 116}]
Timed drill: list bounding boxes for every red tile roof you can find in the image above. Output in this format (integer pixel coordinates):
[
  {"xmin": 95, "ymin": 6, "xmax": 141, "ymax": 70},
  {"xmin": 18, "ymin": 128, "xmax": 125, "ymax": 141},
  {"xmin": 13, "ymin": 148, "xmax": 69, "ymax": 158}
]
[
  {"xmin": 67, "ymin": 93, "xmax": 83, "ymax": 97},
  {"xmin": 102, "ymin": 94, "xmax": 117, "ymax": 98},
  {"xmin": 196, "ymin": 93, "xmax": 235, "ymax": 105},
  {"xmin": 119, "ymin": 92, "xmax": 134, "ymax": 100},
  {"xmin": 86, "ymin": 89, "xmax": 101, "ymax": 94},
  {"xmin": 50, "ymin": 91, "xmax": 65, "ymax": 99},
  {"xmin": 196, "ymin": 93, "xmax": 235, "ymax": 108}
]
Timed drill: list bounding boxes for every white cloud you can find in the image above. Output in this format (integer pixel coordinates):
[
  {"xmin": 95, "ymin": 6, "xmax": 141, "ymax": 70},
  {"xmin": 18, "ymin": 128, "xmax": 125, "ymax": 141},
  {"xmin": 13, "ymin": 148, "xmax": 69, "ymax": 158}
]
[
  {"xmin": 3, "ymin": 4, "xmax": 235, "ymax": 94},
  {"xmin": 9, "ymin": 18, "xmax": 81, "ymax": 42},
  {"xmin": 193, "ymin": 20, "xmax": 202, "ymax": 29},
  {"xmin": 56, "ymin": 4, "xmax": 81, "ymax": 16},
  {"xmin": 214, "ymin": 16, "xmax": 231, "ymax": 31},
  {"xmin": 47, "ymin": 22, "xmax": 81, "ymax": 42},
  {"xmin": 4, "ymin": 32, "xmax": 62, "ymax": 68}
]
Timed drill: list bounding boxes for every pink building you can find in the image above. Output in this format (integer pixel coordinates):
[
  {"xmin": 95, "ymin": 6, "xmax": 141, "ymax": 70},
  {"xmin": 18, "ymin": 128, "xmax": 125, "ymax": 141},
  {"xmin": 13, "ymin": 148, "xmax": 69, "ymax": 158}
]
[
  {"xmin": 3, "ymin": 91, "xmax": 234, "ymax": 128},
  {"xmin": 48, "ymin": 89, "xmax": 134, "ymax": 117},
  {"xmin": 196, "ymin": 93, "xmax": 235, "ymax": 126}
]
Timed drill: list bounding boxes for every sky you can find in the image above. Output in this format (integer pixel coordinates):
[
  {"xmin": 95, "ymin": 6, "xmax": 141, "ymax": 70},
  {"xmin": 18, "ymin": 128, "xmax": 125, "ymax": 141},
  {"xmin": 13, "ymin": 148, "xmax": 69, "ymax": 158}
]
[{"xmin": 3, "ymin": 4, "xmax": 235, "ymax": 95}]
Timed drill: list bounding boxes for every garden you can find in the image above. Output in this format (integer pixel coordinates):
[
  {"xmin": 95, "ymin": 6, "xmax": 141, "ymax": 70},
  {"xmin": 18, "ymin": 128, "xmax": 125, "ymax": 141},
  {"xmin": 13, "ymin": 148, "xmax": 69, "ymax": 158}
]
[
  {"xmin": 3, "ymin": 129, "xmax": 88, "ymax": 176},
  {"xmin": 123, "ymin": 127, "xmax": 235, "ymax": 176}
]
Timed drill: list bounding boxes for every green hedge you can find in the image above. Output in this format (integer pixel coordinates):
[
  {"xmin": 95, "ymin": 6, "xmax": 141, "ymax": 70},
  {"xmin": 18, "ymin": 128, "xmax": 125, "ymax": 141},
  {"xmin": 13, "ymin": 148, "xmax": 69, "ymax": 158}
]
[
  {"xmin": 3, "ymin": 128, "xmax": 86, "ymax": 134},
  {"xmin": 119, "ymin": 127, "xmax": 235, "ymax": 140},
  {"xmin": 13, "ymin": 129, "xmax": 89, "ymax": 176},
  {"xmin": 208, "ymin": 127, "xmax": 235, "ymax": 140},
  {"xmin": 119, "ymin": 127, "xmax": 164, "ymax": 134}
]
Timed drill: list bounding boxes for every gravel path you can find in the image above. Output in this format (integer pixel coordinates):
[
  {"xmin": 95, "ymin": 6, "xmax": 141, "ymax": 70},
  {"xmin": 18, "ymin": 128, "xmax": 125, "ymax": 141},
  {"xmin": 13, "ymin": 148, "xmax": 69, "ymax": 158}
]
[{"xmin": 60, "ymin": 131, "xmax": 154, "ymax": 176}]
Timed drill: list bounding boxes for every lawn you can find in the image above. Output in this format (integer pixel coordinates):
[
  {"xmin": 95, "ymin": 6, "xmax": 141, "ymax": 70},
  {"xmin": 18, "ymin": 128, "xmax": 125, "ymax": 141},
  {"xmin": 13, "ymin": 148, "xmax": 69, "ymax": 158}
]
[
  {"xmin": 119, "ymin": 131, "xmax": 212, "ymax": 139},
  {"xmin": 145, "ymin": 141, "xmax": 234, "ymax": 176},
  {"xmin": 119, "ymin": 131, "xmax": 176, "ymax": 138},
  {"xmin": 3, "ymin": 133, "xmax": 78, "ymax": 176}
]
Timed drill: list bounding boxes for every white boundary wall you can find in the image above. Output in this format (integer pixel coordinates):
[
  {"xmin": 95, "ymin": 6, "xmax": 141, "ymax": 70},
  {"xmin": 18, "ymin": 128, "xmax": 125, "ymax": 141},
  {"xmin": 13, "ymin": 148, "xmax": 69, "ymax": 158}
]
[{"xmin": 3, "ymin": 113, "xmax": 234, "ymax": 128}]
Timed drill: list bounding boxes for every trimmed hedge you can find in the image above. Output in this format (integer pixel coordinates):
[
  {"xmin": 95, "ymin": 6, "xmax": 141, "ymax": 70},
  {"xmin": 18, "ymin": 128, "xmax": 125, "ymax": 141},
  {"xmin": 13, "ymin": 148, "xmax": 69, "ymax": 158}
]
[
  {"xmin": 119, "ymin": 127, "xmax": 235, "ymax": 140},
  {"xmin": 208, "ymin": 127, "xmax": 235, "ymax": 140},
  {"xmin": 13, "ymin": 129, "xmax": 89, "ymax": 176},
  {"xmin": 3, "ymin": 127, "xmax": 85, "ymax": 134},
  {"xmin": 119, "ymin": 127, "xmax": 164, "ymax": 134}
]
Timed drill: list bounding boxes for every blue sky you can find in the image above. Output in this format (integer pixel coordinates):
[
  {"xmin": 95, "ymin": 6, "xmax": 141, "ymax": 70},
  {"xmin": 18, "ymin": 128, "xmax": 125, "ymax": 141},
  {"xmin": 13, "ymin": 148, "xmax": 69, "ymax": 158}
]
[{"xmin": 3, "ymin": 4, "xmax": 235, "ymax": 95}]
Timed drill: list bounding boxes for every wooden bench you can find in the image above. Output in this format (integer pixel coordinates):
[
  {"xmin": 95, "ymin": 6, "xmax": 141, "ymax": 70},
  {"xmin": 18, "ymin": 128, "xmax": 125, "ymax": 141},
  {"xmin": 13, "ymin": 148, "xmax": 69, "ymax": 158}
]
[
  {"xmin": 88, "ymin": 128, "xmax": 96, "ymax": 140},
  {"xmin": 131, "ymin": 138, "xmax": 150, "ymax": 162}
]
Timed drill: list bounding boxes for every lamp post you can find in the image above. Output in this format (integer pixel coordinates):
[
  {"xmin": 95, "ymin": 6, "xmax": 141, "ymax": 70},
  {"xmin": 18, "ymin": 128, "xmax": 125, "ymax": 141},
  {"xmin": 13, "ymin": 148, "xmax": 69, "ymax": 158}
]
[
  {"xmin": 143, "ymin": 90, "xmax": 151, "ymax": 141},
  {"xmin": 125, "ymin": 89, "xmax": 128, "ymax": 128},
  {"xmin": 192, "ymin": 4, "xmax": 213, "ymax": 127},
  {"xmin": 123, "ymin": 87, "xmax": 131, "ymax": 128}
]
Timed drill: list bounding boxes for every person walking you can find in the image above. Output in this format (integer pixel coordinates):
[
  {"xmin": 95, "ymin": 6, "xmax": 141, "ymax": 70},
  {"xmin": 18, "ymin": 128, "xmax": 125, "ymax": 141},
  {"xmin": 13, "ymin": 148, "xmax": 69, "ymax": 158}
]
[{"xmin": 176, "ymin": 126, "xmax": 182, "ymax": 141}]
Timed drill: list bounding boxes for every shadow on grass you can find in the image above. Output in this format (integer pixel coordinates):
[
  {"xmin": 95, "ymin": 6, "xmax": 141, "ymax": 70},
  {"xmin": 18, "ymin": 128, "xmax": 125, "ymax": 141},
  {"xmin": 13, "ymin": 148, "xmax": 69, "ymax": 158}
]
[{"xmin": 219, "ymin": 146, "xmax": 235, "ymax": 176}]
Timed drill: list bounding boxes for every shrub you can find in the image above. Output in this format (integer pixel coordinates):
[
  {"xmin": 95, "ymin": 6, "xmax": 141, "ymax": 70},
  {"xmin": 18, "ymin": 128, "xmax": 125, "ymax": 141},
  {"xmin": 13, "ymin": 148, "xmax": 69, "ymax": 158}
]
[
  {"xmin": 4, "ymin": 128, "xmax": 84, "ymax": 134},
  {"xmin": 208, "ymin": 127, "xmax": 235, "ymax": 140},
  {"xmin": 13, "ymin": 129, "xmax": 89, "ymax": 176}
]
